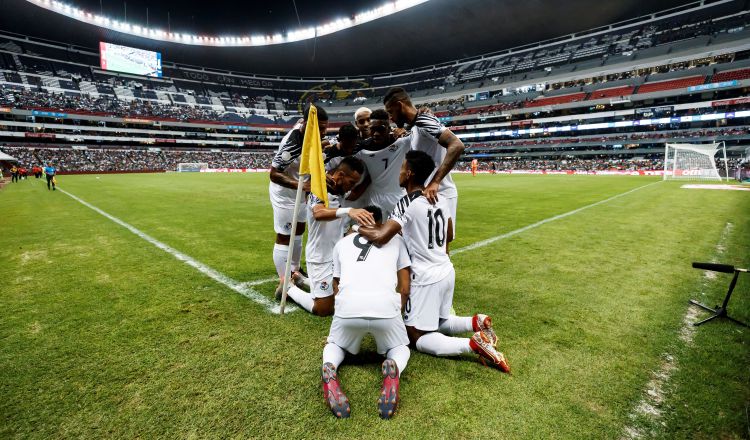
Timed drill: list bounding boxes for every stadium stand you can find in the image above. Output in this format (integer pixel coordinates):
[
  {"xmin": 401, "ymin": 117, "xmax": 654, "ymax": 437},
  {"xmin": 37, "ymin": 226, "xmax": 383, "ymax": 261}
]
[{"xmin": 0, "ymin": 0, "xmax": 749, "ymax": 173}]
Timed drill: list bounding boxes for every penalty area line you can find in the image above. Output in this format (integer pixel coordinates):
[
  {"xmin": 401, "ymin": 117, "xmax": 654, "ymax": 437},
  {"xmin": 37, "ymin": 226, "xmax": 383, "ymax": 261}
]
[
  {"xmin": 452, "ymin": 180, "xmax": 661, "ymax": 256},
  {"xmin": 58, "ymin": 187, "xmax": 296, "ymax": 315}
]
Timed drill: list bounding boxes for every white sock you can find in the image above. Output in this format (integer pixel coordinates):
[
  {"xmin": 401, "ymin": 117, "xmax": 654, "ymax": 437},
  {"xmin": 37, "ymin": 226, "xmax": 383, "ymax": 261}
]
[
  {"xmin": 438, "ymin": 315, "xmax": 474, "ymax": 335},
  {"xmin": 415, "ymin": 332, "xmax": 472, "ymax": 357},
  {"xmin": 286, "ymin": 285, "xmax": 314, "ymax": 313},
  {"xmin": 323, "ymin": 343, "xmax": 346, "ymax": 369},
  {"xmin": 385, "ymin": 345, "xmax": 410, "ymax": 376},
  {"xmin": 273, "ymin": 243, "xmax": 289, "ymax": 278},
  {"xmin": 292, "ymin": 236, "xmax": 303, "ymax": 272}
]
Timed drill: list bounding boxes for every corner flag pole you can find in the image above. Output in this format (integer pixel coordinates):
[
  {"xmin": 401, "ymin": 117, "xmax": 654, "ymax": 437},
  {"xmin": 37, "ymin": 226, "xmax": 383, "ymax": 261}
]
[
  {"xmin": 279, "ymin": 176, "xmax": 306, "ymax": 315},
  {"xmin": 279, "ymin": 104, "xmax": 327, "ymax": 315}
]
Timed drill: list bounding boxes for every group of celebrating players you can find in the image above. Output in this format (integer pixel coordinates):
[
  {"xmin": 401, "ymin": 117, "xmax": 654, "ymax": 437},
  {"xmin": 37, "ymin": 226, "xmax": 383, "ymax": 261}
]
[{"xmin": 268, "ymin": 88, "xmax": 511, "ymax": 420}]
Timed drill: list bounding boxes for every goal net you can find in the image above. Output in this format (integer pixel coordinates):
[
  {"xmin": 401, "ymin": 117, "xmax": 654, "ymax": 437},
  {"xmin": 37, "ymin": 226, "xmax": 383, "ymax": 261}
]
[
  {"xmin": 663, "ymin": 143, "xmax": 726, "ymax": 181},
  {"xmin": 177, "ymin": 163, "xmax": 209, "ymax": 172}
]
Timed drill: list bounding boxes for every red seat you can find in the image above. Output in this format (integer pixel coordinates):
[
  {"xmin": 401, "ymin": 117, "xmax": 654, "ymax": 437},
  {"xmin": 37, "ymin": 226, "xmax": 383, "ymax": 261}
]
[
  {"xmin": 588, "ymin": 86, "xmax": 635, "ymax": 100},
  {"xmin": 711, "ymin": 68, "xmax": 750, "ymax": 82},
  {"xmin": 638, "ymin": 76, "xmax": 705, "ymax": 94},
  {"xmin": 525, "ymin": 92, "xmax": 587, "ymax": 108}
]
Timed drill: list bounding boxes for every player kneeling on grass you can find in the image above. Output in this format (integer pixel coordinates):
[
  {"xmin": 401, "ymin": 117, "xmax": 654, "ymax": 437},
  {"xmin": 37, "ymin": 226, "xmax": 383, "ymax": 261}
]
[
  {"xmin": 279, "ymin": 156, "xmax": 376, "ymax": 316},
  {"xmin": 321, "ymin": 205, "xmax": 412, "ymax": 419},
  {"xmin": 359, "ymin": 150, "xmax": 510, "ymax": 373}
]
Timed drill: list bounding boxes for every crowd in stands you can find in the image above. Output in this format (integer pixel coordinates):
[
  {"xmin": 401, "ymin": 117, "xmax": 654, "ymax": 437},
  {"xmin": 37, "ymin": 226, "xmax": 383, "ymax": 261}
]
[
  {"xmin": 0, "ymin": 146, "xmax": 274, "ymax": 172},
  {"xmin": 0, "ymin": 88, "xmax": 223, "ymax": 121},
  {"xmin": 467, "ymin": 127, "xmax": 750, "ymax": 149},
  {"xmin": 459, "ymin": 156, "xmax": 744, "ymax": 172}
]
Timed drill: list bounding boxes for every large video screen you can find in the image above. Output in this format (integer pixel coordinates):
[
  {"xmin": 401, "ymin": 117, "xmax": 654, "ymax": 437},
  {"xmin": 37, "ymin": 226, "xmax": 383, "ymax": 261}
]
[{"xmin": 99, "ymin": 42, "xmax": 162, "ymax": 77}]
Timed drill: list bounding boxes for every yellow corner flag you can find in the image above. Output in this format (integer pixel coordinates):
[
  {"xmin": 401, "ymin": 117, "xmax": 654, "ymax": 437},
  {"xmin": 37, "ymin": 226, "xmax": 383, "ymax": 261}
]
[{"xmin": 299, "ymin": 105, "xmax": 329, "ymax": 207}]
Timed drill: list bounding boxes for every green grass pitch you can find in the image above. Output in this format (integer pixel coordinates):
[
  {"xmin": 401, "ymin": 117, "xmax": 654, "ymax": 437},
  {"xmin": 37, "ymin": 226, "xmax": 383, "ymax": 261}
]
[{"xmin": 1, "ymin": 173, "xmax": 748, "ymax": 439}]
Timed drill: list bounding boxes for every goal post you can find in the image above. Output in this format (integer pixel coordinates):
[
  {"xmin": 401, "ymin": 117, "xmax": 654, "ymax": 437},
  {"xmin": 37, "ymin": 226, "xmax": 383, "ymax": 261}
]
[
  {"xmin": 177, "ymin": 163, "xmax": 209, "ymax": 172},
  {"xmin": 663, "ymin": 142, "xmax": 727, "ymax": 182}
]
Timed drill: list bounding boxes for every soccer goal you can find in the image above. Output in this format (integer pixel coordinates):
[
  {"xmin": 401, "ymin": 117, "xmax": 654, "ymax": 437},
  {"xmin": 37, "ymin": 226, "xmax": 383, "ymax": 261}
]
[
  {"xmin": 663, "ymin": 142, "xmax": 727, "ymax": 181},
  {"xmin": 177, "ymin": 163, "xmax": 209, "ymax": 172}
]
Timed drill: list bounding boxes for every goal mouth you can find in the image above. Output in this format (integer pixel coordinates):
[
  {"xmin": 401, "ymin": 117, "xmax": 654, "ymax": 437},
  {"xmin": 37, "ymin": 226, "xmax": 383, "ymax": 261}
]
[
  {"xmin": 663, "ymin": 143, "xmax": 727, "ymax": 182},
  {"xmin": 177, "ymin": 163, "xmax": 209, "ymax": 172}
]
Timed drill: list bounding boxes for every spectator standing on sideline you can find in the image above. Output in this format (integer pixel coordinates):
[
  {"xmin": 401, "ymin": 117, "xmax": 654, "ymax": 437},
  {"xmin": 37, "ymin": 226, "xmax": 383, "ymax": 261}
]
[{"xmin": 44, "ymin": 163, "xmax": 56, "ymax": 190}]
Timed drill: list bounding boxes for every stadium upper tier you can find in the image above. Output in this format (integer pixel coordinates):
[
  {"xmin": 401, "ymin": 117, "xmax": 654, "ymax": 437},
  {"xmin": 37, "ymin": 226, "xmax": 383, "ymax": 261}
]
[
  {"xmin": 0, "ymin": 0, "xmax": 748, "ymax": 114},
  {"xmin": 1, "ymin": 0, "xmax": 749, "ymax": 165}
]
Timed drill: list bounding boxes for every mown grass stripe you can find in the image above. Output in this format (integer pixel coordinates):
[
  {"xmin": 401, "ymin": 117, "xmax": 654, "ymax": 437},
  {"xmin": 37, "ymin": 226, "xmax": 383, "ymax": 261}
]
[
  {"xmin": 58, "ymin": 187, "xmax": 296, "ymax": 314},
  {"xmin": 452, "ymin": 180, "xmax": 661, "ymax": 255}
]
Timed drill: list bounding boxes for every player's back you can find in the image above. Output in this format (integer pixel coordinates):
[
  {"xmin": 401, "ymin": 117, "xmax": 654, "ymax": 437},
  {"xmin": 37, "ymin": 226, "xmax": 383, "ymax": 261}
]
[
  {"xmin": 332, "ymin": 232, "xmax": 409, "ymax": 319},
  {"xmin": 390, "ymin": 191, "xmax": 453, "ymax": 286},
  {"xmin": 355, "ymin": 136, "xmax": 409, "ymax": 213},
  {"xmin": 408, "ymin": 113, "xmax": 457, "ymax": 199},
  {"xmin": 269, "ymin": 125, "xmax": 303, "ymax": 207}
]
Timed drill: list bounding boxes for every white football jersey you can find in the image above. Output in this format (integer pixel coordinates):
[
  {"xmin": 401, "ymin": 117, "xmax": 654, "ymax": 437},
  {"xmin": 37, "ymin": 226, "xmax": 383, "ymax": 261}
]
[
  {"xmin": 269, "ymin": 124, "xmax": 304, "ymax": 209},
  {"xmin": 306, "ymin": 193, "xmax": 345, "ymax": 264},
  {"xmin": 390, "ymin": 191, "xmax": 453, "ymax": 286},
  {"xmin": 355, "ymin": 136, "xmax": 409, "ymax": 214},
  {"xmin": 408, "ymin": 113, "xmax": 458, "ymax": 199},
  {"xmin": 332, "ymin": 233, "xmax": 411, "ymax": 319}
]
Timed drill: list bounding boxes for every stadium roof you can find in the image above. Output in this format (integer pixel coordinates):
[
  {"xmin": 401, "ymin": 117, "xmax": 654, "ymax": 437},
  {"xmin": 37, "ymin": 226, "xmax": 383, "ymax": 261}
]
[
  {"xmin": 0, "ymin": 151, "xmax": 18, "ymax": 162},
  {"xmin": 0, "ymin": 0, "xmax": 697, "ymax": 77}
]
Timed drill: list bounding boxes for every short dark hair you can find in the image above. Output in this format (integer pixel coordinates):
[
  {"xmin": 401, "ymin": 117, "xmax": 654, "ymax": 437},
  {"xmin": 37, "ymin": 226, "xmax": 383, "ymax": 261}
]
[
  {"xmin": 363, "ymin": 205, "xmax": 383, "ymax": 223},
  {"xmin": 303, "ymin": 103, "xmax": 329, "ymax": 121},
  {"xmin": 337, "ymin": 156, "xmax": 365, "ymax": 175},
  {"xmin": 383, "ymin": 87, "xmax": 411, "ymax": 106},
  {"xmin": 370, "ymin": 109, "xmax": 390, "ymax": 121},
  {"xmin": 337, "ymin": 123, "xmax": 358, "ymax": 141},
  {"xmin": 404, "ymin": 150, "xmax": 435, "ymax": 184}
]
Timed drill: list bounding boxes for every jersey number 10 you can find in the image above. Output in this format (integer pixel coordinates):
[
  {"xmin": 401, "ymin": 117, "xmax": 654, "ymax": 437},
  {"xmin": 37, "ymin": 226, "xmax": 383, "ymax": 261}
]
[{"xmin": 427, "ymin": 208, "xmax": 446, "ymax": 249}]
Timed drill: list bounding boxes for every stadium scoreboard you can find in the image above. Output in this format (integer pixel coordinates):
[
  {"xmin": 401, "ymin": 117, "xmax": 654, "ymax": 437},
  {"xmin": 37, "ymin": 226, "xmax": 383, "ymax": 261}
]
[{"xmin": 99, "ymin": 42, "xmax": 163, "ymax": 78}]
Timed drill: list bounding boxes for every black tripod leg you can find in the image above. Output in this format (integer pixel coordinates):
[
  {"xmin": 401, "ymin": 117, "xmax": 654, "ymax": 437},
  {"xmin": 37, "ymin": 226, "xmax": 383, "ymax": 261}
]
[
  {"xmin": 725, "ymin": 315, "xmax": 749, "ymax": 328},
  {"xmin": 689, "ymin": 300, "xmax": 718, "ymax": 313},
  {"xmin": 693, "ymin": 313, "xmax": 722, "ymax": 326}
]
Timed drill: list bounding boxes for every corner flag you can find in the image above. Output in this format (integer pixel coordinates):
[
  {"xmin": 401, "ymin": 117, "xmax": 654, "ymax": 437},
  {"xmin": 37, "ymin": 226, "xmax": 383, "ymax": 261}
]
[{"xmin": 299, "ymin": 104, "xmax": 328, "ymax": 207}]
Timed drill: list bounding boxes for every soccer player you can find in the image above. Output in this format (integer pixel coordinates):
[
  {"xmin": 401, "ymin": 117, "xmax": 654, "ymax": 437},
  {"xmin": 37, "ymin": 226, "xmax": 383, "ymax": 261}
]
[
  {"xmin": 321, "ymin": 205, "xmax": 411, "ymax": 419},
  {"xmin": 44, "ymin": 163, "xmax": 56, "ymax": 190},
  {"xmin": 354, "ymin": 107, "xmax": 371, "ymax": 141},
  {"xmin": 269, "ymin": 105, "xmax": 328, "ymax": 283},
  {"xmin": 10, "ymin": 164, "xmax": 18, "ymax": 183},
  {"xmin": 350, "ymin": 109, "xmax": 410, "ymax": 215},
  {"xmin": 281, "ymin": 156, "xmax": 375, "ymax": 317},
  {"xmin": 383, "ymin": 87, "xmax": 465, "ymax": 240},
  {"xmin": 323, "ymin": 123, "xmax": 360, "ymax": 171},
  {"xmin": 359, "ymin": 151, "xmax": 510, "ymax": 372},
  {"xmin": 471, "ymin": 158, "xmax": 478, "ymax": 176}
]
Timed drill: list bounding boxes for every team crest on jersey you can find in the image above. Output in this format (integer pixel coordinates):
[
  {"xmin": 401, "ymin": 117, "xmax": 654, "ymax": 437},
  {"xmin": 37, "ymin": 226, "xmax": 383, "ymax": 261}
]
[
  {"xmin": 320, "ymin": 281, "xmax": 329, "ymax": 291},
  {"xmin": 388, "ymin": 145, "xmax": 398, "ymax": 151}
]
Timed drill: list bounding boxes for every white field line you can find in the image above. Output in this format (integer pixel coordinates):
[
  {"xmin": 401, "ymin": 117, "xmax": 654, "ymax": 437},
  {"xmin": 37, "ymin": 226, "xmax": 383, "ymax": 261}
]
[
  {"xmin": 58, "ymin": 188, "xmax": 296, "ymax": 315},
  {"xmin": 452, "ymin": 180, "xmax": 661, "ymax": 255},
  {"xmin": 621, "ymin": 221, "xmax": 733, "ymax": 439},
  {"xmin": 240, "ymin": 277, "xmax": 280, "ymax": 288}
]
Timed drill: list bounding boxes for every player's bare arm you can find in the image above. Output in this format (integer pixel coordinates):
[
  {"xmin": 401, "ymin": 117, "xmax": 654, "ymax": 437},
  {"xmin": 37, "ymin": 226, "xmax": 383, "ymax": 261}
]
[
  {"xmin": 423, "ymin": 129, "xmax": 464, "ymax": 203},
  {"xmin": 358, "ymin": 219, "xmax": 402, "ymax": 246},
  {"xmin": 270, "ymin": 166, "xmax": 311, "ymax": 192},
  {"xmin": 311, "ymin": 204, "xmax": 376, "ymax": 226},
  {"xmin": 396, "ymin": 267, "xmax": 410, "ymax": 311}
]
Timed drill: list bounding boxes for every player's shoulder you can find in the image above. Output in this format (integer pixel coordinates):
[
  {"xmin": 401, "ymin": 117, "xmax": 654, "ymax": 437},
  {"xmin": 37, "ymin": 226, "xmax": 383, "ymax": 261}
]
[{"xmin": 414, "ymin": 112, "xmax": 441, "ymax": 125}]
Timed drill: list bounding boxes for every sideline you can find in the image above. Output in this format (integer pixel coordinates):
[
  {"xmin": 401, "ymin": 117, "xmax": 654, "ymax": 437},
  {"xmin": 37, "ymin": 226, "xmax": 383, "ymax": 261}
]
[{"xmin": 58, "ymin": 187, "xmax": 296, "ymax": 315}]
